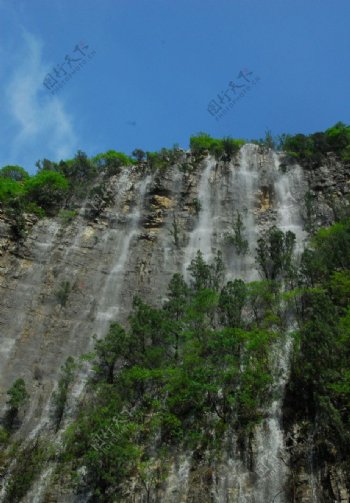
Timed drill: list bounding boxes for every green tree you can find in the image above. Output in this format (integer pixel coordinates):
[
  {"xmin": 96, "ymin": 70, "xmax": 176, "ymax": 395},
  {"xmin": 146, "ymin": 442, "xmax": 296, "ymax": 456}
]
[
  {"xmin": 6, "ymin": 378, "xmax": 28, "ymax": 428},
  {"xmin": 219, "ymin": 279, "xmax": 247, "ymax": 328},
  {"xmin": 93, "ymin": 323, "xmax": 129, "ymax": 383},
  {"xmin": 226, "ymin": 211, "xmax": 249, "ymax": 255},
  {"xmin": 0, "ymin": 165, "xmax": 29, "ymax": 181},
  {"xmin": 93, "ymin": 150, "xmax": 133, "ymax": 176},
  {"xmin": 24, "ymin": 170, "xmax": 68, "ymax": 214},
  {"xmin": 59, "ymin": 150, "xmax": 97, "ymax": 183},
  {"xmin": 256, "ymin": 227, "xmax": 296, "ymax": 282},
  {"xmin": 164, "ymin": 274, "xmax": 189, "ymax": 360},
  {"xmin": 132, "ymin": 148, "xmax": 146, "ymax": 162},
  {"xmin": 187, "ymin": 250, "xmax": 212, "ymax": 291}
]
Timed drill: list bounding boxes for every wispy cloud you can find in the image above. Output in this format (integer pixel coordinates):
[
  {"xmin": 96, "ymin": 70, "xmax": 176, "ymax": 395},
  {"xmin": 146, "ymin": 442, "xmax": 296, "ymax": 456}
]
[{"xmin": 4, "ymin": 31, "xmax": 78, "ymax": 167}]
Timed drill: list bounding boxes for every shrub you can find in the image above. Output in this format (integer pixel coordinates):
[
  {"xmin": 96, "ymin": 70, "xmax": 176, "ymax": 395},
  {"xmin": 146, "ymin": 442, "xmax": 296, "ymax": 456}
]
[
  {"xmin": 93, "ymin": 150, "xmax": 134, "ymax": 176},
  {"xmin": 189, "ymin": 132, "xmax": 215, "ymax": 154},
  {"xmin": 146, "ymin": 151, "xmax": 167, "ymax": 169},
  {"xmin": 58, "ymin": 209, "xmax": 77, "ymax": 224},
  {"xmin": 25, "ymin": 202, "xmax": 46, "ymax": 218},
  {"xmin": 0, "ymin": 177, "xmax": 24, "ymax": 203},
  {"xmin": 24, "ymin": 171, "xmax": 68, "ymax": 214},
  {"xmin": 55, "ymin": 281, "xmax": 71, "ymax": 307},
  {"xmin": 189, "ymin": 133, "xmax": 244, "ymax": 160}
]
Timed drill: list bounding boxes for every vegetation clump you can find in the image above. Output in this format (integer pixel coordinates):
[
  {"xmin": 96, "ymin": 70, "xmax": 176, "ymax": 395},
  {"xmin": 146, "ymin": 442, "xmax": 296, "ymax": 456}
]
[
  {"xmin": 5, "ymin": 378, "xmax": 29, "ymax": 430},
  {"xmin": 281, "ymin": 121, "xmax": 350, "ymax": 166},
  {"xmin": 189, "ymin": 133, "xmax": 245, "ymax": 160}
]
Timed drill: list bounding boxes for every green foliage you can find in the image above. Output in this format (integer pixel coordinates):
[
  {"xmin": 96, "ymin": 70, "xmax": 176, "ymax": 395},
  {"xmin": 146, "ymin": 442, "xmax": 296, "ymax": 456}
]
[
  {"xmin": 35, "ymin": 158, "xmax": 59, "ymax": 172},
  {"xmin": 52, "ymin": 357, "xmax": 76, "ymax": 430},
  {"xmin": 0, "ymin": 165, "xmax": 29, "ymax": 181},
  {"xmin": 0, "ymin": 426, "xmax": 9, "ymax": 445},
  {"xmin": 58, "ymin": 209, "xmax": 77, "ymax": 224},
  {"xmin": 61, "ymin": 252, "xmax": 279, "ymax": 498},
  {"xmin": 219, "ymin": 279, "xmax": 246, "ymax": 328},
  {"xmin": 59, "ymin": 150, "xmax": 97, "ymax": 183},
  {"xmin": 3, "ymin": 199, "xmax": 27, "ymax": 240},
  {"xmin": 281, "ymin": 122, "xmax": 350, "ymax": 166},
  {"xmin": 256, "ymin": 226, "xmax": 296, "ymax": 282},
  {"xmin": 189, "ymin": 133, "xmax": 244, "ymax": 160},
  {"xmin": 170, "ymin": 215, "xmax": 180, "ymax": 248},
  {"xmin": 0, "ymin": 177, "xmax": 24, "ymax": 203},
  {"xmin": 187, "ymin": 250, "xmax": 221, "ymax": 291},
  {"xmin": 303, "ymin": 191, "xmax": 317, "ymax": 233},
  {"xmin": 253, "ymin": 130, "xmax": 277, "ymax": 150},
  {"xmin": 286, "ymin": 217, "xmax": 350, "ymax": 454},
  {"xmin": 55, "ymin": 281, "xmax": 71, "ymax": 307},
  {"xmin": 25, "ymin": 202, "xmax": 46, "ymax": 218},
  {"xmin": 24, "ymin": 170, "xmax": 68, "ymax": 214},
  {"xmin": 145, "ymin": 147, "xmax": 182, "ymax": 170},
  {"xmin": 7, "ymin": 378, "xmax": 28, "ymax": 412},
  {"xmin": 93, "ymin": 323, "xmax": 129, "ymax": 383},
  {"xmin": 192, "ymin": 198, "xmax": 202, "ymax": 215},
  {"xmin": 93, "ymin": 150, "xmax": 134, "ymax": 176},
  {"xmin": 131, "ymin": 148, "xmax": 146, "ymax": 162},
  {"xmin": 4, "ymin": 440, "xmax": 49, "ymax": 503},
  {"xmin": 5, "ymin": 378, "xmax": 28, "ymax": 429},
  {"xmin": 225, "ymin": 211, "xmax": 249, "ymax": 254}
]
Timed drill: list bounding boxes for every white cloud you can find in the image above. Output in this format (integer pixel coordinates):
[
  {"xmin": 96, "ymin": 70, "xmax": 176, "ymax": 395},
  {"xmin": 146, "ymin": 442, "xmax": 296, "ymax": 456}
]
[{"xmin": 5, "ymin": 31, "xmax": 78, "ymax": 165}]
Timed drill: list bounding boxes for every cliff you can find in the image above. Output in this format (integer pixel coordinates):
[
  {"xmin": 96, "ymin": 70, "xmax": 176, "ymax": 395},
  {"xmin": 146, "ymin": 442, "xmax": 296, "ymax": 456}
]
[{"xmin": 0, "ymin": 145, "xmax": 349, "ymax": 502}]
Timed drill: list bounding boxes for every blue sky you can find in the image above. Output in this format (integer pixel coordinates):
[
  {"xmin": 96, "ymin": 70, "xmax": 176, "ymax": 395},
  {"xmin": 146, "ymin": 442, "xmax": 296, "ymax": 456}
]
[{"xmin": 1, "ymin": 0, "xmax": 349, "ymax": 173}]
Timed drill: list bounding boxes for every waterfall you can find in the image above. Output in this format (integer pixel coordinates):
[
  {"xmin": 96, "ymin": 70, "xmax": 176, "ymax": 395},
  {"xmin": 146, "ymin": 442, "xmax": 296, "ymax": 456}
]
[
  {"xmin": 182, "ymin": 156, "xmax": 217, "ymax": 278},
  {"xmin": 252, "ymin": 151, "xmax": 307, "ymax": 503},
  {"xmin": 227, "ymin": 143, "xmax": 260, "ymax": 282},
  {"xmin": 272, "ymin": 153, "xmax": 307, "ymax": 253},
  {"xmin": 162, "ymin": 455, "xmax": 192, "ymax": 502},
  {"xmin": 95, "ymin": 173, "xmax": 152, "ymax": 331}
]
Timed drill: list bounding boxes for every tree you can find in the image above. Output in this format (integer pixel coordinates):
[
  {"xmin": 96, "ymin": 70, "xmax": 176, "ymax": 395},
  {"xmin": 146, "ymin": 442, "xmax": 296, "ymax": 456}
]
[
  {"xmin": 6, "ymin": 378, "xmax": 28, "ymax": 428},
  {"xmin": 188, "ymin": 250, "xmax": 212, "ymax": 291},
  {"xmin": 226, "ymin": 211, "xmax": 249, "ymax": 255},
  {"xmin": 132, "ymin": 149, "xmax": 146, "ymax": 162},
  {"xmin": 222, "ymin": 137, "xmax": 243, "ymax": 158},
  {"xmin": 59, "ymin": 150, "xmax": 97, "ymax": 183},
  {"xmin": 164, "ymin": 274, "xmax": 189, "ymax": 360},
  {"xmin": 164, "ymin": 274, "xmax": 189, "ymax": 321},
  {"xmin": 93, "ymin": 150, "xmax": 133, "ymax": 176},
  {"xmin": 93, "ymin": 323, "xmax": 129, "ymax": 383},
  {"xmin": 256, "ymin": 226, "xmax": 296, "ymax": 282},
  {"xmin": 0, "ymin": 165, "xmax": 29, "ymax": 181},
  {"xmin": 219, "ymin": 279, "xmax": 247, "ymax": 328},
  {"xmin": 35, "ymin": 158, "xmax": 59, "ymax": 172}
]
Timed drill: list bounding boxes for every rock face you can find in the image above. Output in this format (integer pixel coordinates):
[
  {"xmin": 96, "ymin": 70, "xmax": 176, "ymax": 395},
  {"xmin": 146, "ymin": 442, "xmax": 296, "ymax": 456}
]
[{"xmin": 0, "ymin": 146, "xmax": 349, "ymax": 502}]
